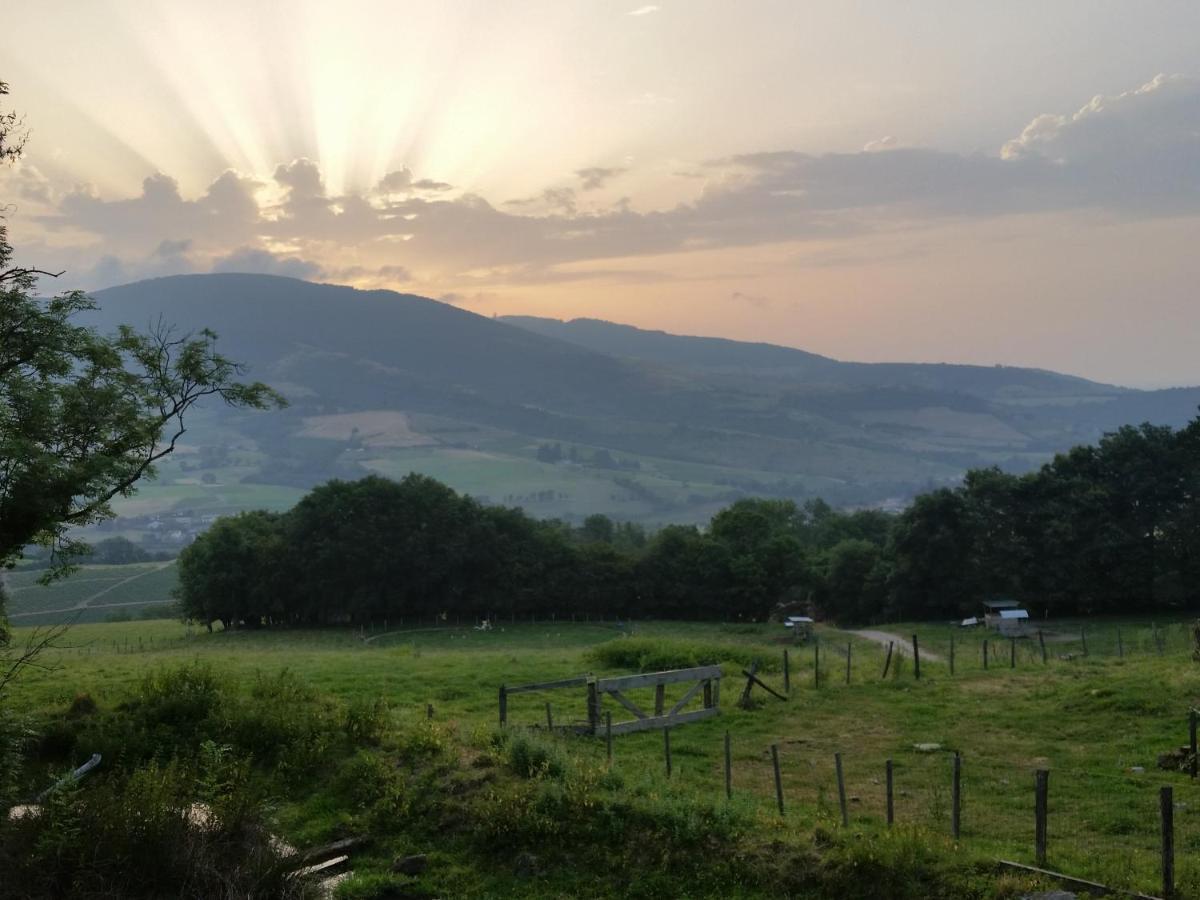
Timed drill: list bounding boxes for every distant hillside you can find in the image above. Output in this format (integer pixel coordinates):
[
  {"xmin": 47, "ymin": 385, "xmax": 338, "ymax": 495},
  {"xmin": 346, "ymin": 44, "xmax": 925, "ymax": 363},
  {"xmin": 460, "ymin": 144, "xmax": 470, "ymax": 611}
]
[{"xmin": 68, "ymin": 275, "xmax": 1200, "ymax": 539}]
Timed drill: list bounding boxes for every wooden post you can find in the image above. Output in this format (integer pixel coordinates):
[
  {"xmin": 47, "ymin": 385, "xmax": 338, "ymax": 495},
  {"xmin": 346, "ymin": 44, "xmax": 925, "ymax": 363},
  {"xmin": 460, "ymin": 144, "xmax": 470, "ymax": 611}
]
[
  {"xmin": 1035, "ymin": 769, "xmax": 1048, "ymax": 867},
  {"xmin": 814, "ymin": 642, "xmax": 821, "ymax": 689},
  {"xmin": 703, "ymin": 678, "xmax": 713, "ymax": 709},
  {"xmin": 545, "ymin": 702, "xmax": 554, "ymax": 730},
  {"xmin": 1010, "ymin": 637, "xmax": 1016, "ymax": 669},
  {"xmin": 605, "ymin": 712, "xmax": 613, "ymax": 765},
  {"xmin": 783, "ymin": 649, "xmax": 791, "ymax": 693},
  {"xmin": 1038, "ymin": 629, "xmax": 1047, "ymax": 664},
  {"xmin": 835, "ymin": 752, "xmax": 849, "ymax": 826},
  {"xmin": 949, "ymin": 634, "xmax": 955, "ymax": 676},
  {"xmin": 499, "ymin": 685, "xmax": 508, "ymax": 727},
  {"xmin": 951, "ymin": 752, "xmax": 962, "ymax": 840},
  {"xmin": 885, "ymin": 758, "xmax": 894, "ymax": 827},
  {"xmin": 912, "ymin": 634, "xmax": 921, "ymax": 680},
  {"xmin": 663, "ymin": 727, "xmax": 672, "ymax": 777},
  {"xmin": 983, "ymin": 638, "xmax": 989, "ymax": 670},
  {"xmin": 845, "ymin": 641, "xmax": 852, "ymax": 685},
  {"xmin": 426, "ymin": 703, "xmax": 434, "ymax": 720},
  {"xmin": 587, "ymin": 679, "xmax": 600, "ymax": 734},
  {"xmin": 1162, "ymin": 785, "xmax": 1175, "ymax": 900},
  {"xmin": 1117, "ymin": 628, "xmax": 1124, "ymax": 658},
  {"xmin": 724, "ymin": 731, "xmax": 732, "ymax": 800},
  {"xmin": 771, "ymin": 744, "xmax": 784, "ymax": 816},
  {"xmin": 1190, "ymin": 709, "xmax": 1198, "ymax": 780},
  {"xmin": 881, "ymin": 641, "xmax": 894, "ymax": 679},
  {"xmin": 654, "ymin": 684, "xmax": 665, "ymax": 716},
  {"xmin": 1080, "ymin": 627, "xmax": 1088, "ymax": 657}
]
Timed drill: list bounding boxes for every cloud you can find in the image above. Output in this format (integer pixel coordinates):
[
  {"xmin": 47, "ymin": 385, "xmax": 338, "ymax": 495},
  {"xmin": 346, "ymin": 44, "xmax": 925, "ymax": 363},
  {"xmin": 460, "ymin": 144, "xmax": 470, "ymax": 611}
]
[
  {"xmin": 22, "ymin": 74, "xmax": 1200, "ymax": 292},
  {"xmin": 862, "ymin": 136, "xmax": 897, "ymax": 153},
  {"xmin": 627, "ymin": 5, "xmax": 659, "ymax": 15},
  {"xmin": 576, "ymin": 166, "xmax": 627, "ymax": 191},
  {"xmin": 731, "ymin": 290, "xmax": 771, "ymax": 309},
  {"xmin": 211, "ymin": 246, "xmax": 324, "ymax": 280}
]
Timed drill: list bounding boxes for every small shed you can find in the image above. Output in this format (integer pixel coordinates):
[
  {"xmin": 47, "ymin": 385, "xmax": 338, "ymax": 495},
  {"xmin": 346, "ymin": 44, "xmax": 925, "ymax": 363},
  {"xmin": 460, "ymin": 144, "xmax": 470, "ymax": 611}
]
[
  {"xmin": 959, "ymin": 616, "xmax": 981, "ymax": 628},
  {"xmin": 783, "ymin": 616, "xmax": 814, "ymax": 640},
  {"xmin": 981, "ymin": 599, "xmax": 1020, "ymax": 631},
  {"xmin": 995, "ymin": 608, "xmax": 1030, "ymax": 637}
]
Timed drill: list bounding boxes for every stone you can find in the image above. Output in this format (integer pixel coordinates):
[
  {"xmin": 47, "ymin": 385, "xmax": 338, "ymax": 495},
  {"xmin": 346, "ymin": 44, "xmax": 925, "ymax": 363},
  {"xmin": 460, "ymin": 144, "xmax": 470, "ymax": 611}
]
[
  {"xmin": 392, "ymin": 854, "xmax": 428, "ymax": 876},
  {"xmin": 912, "ymin": 742, "xmax": 942, "ymax": 753}
]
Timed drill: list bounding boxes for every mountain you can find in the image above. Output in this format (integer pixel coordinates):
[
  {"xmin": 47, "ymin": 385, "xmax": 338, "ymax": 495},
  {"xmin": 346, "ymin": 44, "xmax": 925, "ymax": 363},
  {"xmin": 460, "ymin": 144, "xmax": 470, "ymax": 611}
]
[{"xmin": 75, "ymin": 275, "xmax": 1200, "ymax": 538}]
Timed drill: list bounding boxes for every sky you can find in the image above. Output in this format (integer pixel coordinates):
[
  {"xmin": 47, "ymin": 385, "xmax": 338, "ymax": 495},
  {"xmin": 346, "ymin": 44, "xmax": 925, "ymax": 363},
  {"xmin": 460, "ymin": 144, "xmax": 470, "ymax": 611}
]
[{"xmin": 3, "ymin": 1, "xmax": 1200, "ymax": 387}]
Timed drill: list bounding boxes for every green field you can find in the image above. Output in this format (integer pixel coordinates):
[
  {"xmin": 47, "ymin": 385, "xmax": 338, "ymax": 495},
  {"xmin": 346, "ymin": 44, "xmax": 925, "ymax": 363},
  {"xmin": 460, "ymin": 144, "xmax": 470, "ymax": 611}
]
[
  {"xmin": 7, "ymin": 615, "xmax": 1200, "ymax": 897},
  {"xmin": 5, "ymin": 562, "xmax": 180, "ymax": 625}
]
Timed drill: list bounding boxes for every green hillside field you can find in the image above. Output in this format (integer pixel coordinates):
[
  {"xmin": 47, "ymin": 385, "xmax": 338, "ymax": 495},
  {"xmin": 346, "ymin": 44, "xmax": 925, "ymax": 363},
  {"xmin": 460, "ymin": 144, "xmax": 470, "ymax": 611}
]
[{"xmin": 7, "ymin": 616, "xmax": 1200, "ymax": 898}]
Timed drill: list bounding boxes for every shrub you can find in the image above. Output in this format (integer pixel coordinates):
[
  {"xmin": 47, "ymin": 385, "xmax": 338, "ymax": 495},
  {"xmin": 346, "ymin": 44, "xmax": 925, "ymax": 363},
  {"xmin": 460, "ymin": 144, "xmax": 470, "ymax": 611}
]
[
  {"xmin": 586, "ymin": 636, "xmax": 771, "ymax": 673},
  {"xmin": 503, "ymin": 731, "xmax": 568, "ymax": 780}
]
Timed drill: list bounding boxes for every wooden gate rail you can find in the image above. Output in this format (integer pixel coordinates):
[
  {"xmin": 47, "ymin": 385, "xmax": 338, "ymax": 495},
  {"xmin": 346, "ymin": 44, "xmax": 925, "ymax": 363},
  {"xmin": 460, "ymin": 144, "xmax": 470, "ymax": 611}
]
[
  {"xmin": 500, "ymin": 666, "xmax": 722, "ymax": 735},
  {"xmin": 589, "ymin": 665, "xmax": 722, "ymax": 736}
]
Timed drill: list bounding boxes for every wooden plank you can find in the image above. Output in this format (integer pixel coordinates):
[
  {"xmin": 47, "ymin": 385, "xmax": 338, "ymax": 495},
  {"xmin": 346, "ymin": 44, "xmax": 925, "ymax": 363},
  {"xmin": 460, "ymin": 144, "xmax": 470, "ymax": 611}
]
[
  {"xmin": 596, "ymin": 665, "xmax": 722, "ymax": 692},
  {"xmin": 506, "ymin": 675, "xmax": 590, "ymax": 695},
  {"xmin": 606, "ymin": 706, "xmax": 719, "ymax": 736},
  {"xmin": 995, "ymin": 860, "xmax": 1159, "ymax": 899},
  {"xmin": 606, "ymin": 688, "xmax": 648, "ymax": 720},
  {"xmin": 668, "ymin": 678, "xmax": 706, "ymax": 716},
  {"xmin": 739, "ymin": 660, "xmax": 759, "ymax": 707},
  {"xmin": 740, "ymin": 669, "xmax": 787, "ymax": 702}
]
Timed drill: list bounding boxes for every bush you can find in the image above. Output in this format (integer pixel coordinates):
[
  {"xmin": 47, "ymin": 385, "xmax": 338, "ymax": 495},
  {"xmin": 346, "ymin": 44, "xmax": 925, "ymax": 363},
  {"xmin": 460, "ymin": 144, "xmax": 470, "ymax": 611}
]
[
  {"xmin": 502, "ymin": 731, "xmax": 568, "ymax": 780},
  {"xmin": 586, "ymin": 636, "xmax": 771, "ymax": 673}
]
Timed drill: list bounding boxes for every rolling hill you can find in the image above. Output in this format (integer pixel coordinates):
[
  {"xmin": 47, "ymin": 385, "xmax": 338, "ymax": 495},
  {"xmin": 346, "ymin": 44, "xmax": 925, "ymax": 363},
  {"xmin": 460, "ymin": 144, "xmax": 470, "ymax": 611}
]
[{"xmin": 70, "ymin": 274, "xmax": 1200, "ymax": 538}]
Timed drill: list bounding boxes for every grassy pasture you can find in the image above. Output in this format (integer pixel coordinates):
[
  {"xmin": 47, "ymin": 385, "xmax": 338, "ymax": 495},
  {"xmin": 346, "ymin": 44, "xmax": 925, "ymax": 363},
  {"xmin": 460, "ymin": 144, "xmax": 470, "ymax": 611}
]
[{"xmin": 7, "ymin": 616, "xmax": 1200, "ymax": 897}]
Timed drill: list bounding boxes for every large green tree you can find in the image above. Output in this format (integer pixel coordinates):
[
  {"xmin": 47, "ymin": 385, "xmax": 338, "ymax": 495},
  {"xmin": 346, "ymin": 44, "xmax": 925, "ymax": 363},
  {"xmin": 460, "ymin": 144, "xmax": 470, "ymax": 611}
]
[{"xmin": 0, "ymin": 80, "xmax": 283, "ymax": 632}]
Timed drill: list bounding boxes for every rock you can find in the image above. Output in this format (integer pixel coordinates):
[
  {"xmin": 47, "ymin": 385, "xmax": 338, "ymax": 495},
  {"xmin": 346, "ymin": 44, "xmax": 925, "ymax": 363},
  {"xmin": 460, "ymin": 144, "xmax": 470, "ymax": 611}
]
[
  {"xmin": 1130, "ymin": 766, "xmax": 1145, "ymax": 774},
  {"xmin": 912, "ymin": 742, "xmax": 942, "ymax": 753},
  {"xmin": 392, "ymin": 854, "xmax": 428, "ymax": 876},
  {"xmin": 514, "ymin": 851, "xmax": 540, "ymax": 877},
  {"xmin": 849, "ymin": 795, "xmax": 861, "ymax": 803}
]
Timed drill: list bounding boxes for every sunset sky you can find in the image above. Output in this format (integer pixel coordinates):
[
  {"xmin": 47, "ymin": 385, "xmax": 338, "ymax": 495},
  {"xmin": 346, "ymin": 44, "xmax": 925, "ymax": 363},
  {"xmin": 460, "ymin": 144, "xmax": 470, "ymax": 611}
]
[{"xmin": 4, "ymin": 1, "xmax": 1200, "ymax": 387}]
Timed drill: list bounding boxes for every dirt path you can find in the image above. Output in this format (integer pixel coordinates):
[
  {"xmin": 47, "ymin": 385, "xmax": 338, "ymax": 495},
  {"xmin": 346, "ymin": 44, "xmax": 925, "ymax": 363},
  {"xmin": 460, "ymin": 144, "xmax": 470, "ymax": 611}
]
[{"xmin": 849, "ymin": 629, "xmax": 943, "ymax": 662}]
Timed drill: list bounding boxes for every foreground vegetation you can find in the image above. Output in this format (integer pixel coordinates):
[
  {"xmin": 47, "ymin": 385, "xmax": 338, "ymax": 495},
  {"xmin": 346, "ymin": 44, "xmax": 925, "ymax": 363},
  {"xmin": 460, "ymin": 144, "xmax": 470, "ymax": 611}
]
[{"xmin": 5, "ymin": 618, "xmax": 1200, "ymax": 897}]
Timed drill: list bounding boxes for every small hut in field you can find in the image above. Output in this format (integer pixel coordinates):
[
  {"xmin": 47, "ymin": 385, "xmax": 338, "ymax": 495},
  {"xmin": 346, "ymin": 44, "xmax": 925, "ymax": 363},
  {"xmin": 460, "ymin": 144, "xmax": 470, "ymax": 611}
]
[{"xmin": 982, "ymin": 600, "xmax": 1030, "ymax": 636}]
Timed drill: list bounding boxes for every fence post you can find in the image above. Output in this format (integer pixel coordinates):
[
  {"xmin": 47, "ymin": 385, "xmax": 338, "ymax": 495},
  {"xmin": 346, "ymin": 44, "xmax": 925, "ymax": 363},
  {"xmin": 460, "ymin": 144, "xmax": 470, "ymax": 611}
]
[
  {"xmin": 882, "ymin": 641, "xmax": 894, "ymax": 679},
  {"xmin": 1080, "ymin": 627, "xmax": 1088, "ymax": 657},
  {"xmin": 885, "ymin": 758, "xmax": 894, "ymax": 827},
  {"xmin": 426, "ymin": 703, "xmax": 434, "ymax": 720},
  {"xmin": 1035, "ymin": 769, "xmax": 1048, "ymax": 866},
  {"xmin": 724, "ymin": 731, "xmax": 732, "ymax": 800},
  {"xmin": 912, "ymin": 634, "xmax": 921, "ymax": 680},
  {"xmin": 654, "ymin": 684, "xmax": 665, "ymax": 716},
  {"xmin": 606, "ymin": 712, "xmax": 613, "ymax": 765},
  {"xmin": 1162, "ymin": 785, "xmax": 1175, "ymax": 900},
  {"xmin": 587, "ymin": 679, "xmax": 600, "ymax": 734},
  {"xmin": 1010, "ymin": 637, "xmax": 1016, "ymax": 669},
  {"xmin": 845, "ymin": 641, "xmax": 852, "ymax": 685},
  {"xmin": 1038, "ymin": 629, "xmax": 1047, "ymax": 664},
  {"xmin": 783, "ymin": 649, "xmax": 791, "ymax": 694},
  {"xmin": 951, "ymin": 752, "xmax": 962, "ymax": 840},
  {"xmin": 545, "ymin": 702, "xmax": 554, "ymax": 730},
  {"xmin": 983, "ymin": 639, "xmax": 989, "ymax": 670},
  {"xmin": 1117, "ymin": 628, "xmax": 1124, "ymax": 658},
  {"xmin": 835, "ymin": 752, "xmax": 849, "ymax": 826},
  {"xmin": 663, "ymin": 727, "xmax": 672, "ymax": 777},
  {"xmin": 814, "ymin": 641, "xmax": 821, "ymax": 689},
  {"xmin": 771, "ymin": 744, "xmax": 784, "ymax": 816},
  {"xmin": 1190, "ymin": 709, "xmax": 1198, "ymax": 780},
  {"xmin": 949, "ymin": 634, "xmax": 955, "ymax": 676},
  {"xmin": 499, "ymin": 685, "xmax": 508, "ymax": 727}
]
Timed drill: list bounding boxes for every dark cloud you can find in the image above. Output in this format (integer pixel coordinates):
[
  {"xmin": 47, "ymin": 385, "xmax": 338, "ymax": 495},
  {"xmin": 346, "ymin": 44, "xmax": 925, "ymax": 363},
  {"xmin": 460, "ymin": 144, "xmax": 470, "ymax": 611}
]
[
  {"xmin": 211, "ymin": 246, "xmax": 324, "ymax": 280},
  {"xmin": 576, "ymin": 166, "xmax": 626, "ymax": 191},
  {"xmin": 375, "ymin": 168, "xmax": 454, "ymax": 195}
]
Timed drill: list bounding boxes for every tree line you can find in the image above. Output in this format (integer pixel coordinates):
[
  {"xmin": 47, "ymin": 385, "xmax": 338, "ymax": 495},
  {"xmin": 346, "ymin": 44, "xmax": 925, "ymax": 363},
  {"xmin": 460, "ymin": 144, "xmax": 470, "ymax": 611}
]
[{"xmin": 176, "ymin": 415, "xmax": 1200, "ymax": 629}]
